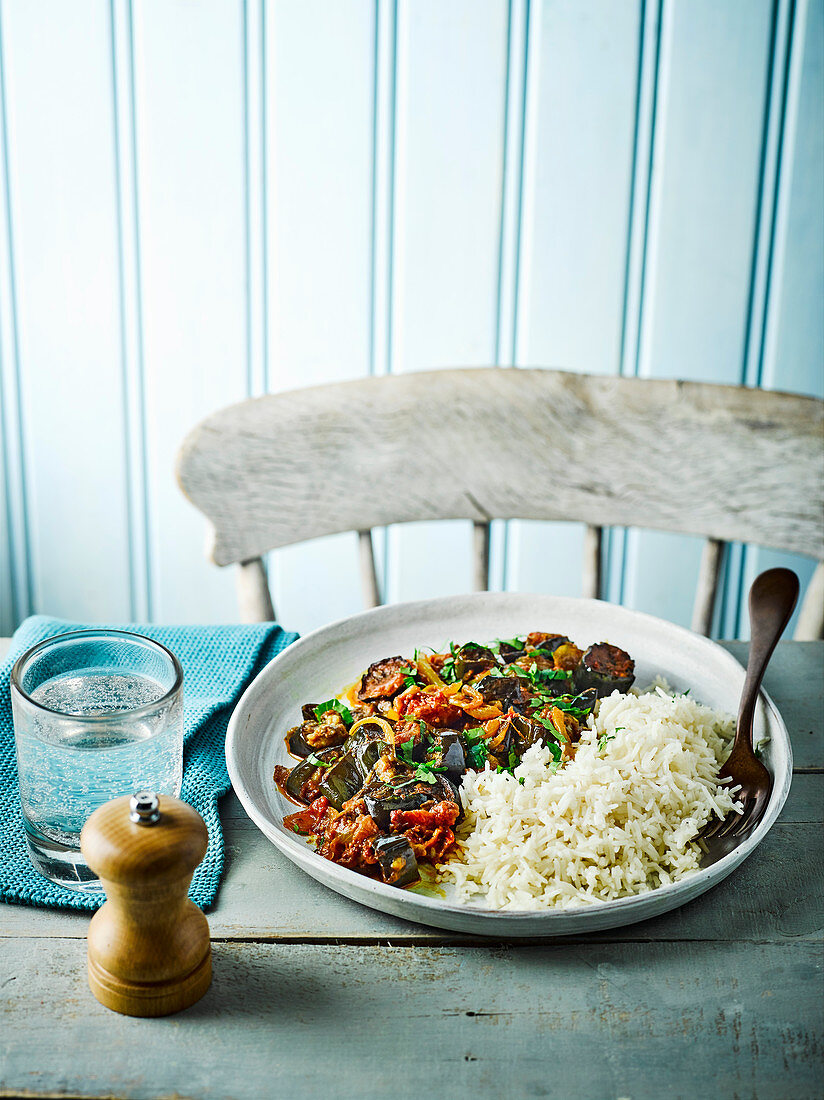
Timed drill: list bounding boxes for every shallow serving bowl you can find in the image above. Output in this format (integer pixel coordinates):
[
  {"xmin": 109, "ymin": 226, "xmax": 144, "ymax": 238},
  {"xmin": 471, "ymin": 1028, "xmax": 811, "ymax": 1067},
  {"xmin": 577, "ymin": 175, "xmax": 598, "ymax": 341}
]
[{"xmin": 225, "ymin": 592, "xmax": 792, "ymax": 937}]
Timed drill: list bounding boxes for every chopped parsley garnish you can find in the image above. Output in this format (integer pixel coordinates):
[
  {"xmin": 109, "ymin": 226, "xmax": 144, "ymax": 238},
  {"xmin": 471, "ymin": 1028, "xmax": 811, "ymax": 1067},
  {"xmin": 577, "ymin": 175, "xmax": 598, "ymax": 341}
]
[
  {"xmin": 314, "ymin": 699, "xmax": 353, "ymax": 725},
  {"xmin": 597, "ymin": 733, "xmax": 616, "ymax": 752},
  {"xmin": 545, "ymin": 740, "xmax": 563, "ymax": 764},
  {"xmin": 464, "ymin": 727, "xmax": 487, "ymax": 743},
  {"xmin": 537, "ymin": 716, "xmax": 566, "ymax": 742},
  {"xmin": 306, "ymin": 753, "xmax": 334, "ymax": 768},
  {"xmin": 507, "ymin": 664, "xmax": 529, "ymax": 678},
  {"xmin": 534, "ymin": 668, "xmax": 572, "ymax": 686},
  {"xmin": 467, "ymin": 738, "xmax": 489, "ymax": 769},
  {"xmin": 398, "ymin": 665, "xmax": 419, "ymax": 689},
  {"xmin": 546, "ymin": 692, "xmax": 595, "ymax": 721},
  {"xmin": 413, "ymin": 762, "xmax": 447, "ymax": 784},
  {"xmin": 397, "ymin": 738, "xmax": 416, "ymax": 765},
  {"xmin": 439, "ymin": 641, "xmax": 460, "ymax": 684}
]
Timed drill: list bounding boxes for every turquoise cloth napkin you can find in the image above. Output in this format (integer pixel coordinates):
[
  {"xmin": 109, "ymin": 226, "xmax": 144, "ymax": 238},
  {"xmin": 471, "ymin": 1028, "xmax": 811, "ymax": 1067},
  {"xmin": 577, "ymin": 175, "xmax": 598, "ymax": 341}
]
[{"xmin": 0, "ymin": 615, "xmax": 298, "ymax": 911}]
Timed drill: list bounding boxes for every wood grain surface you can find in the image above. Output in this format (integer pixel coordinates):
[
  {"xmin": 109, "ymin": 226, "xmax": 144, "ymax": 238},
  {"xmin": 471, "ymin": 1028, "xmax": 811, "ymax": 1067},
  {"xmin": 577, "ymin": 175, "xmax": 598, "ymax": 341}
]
[
  {"xmin": 2, "ymin": 938, "xmax": 821, "ymax": 1100},
  {"xmin": 1, "ymin": 641, "xmax": 821, "ymax": 1099},
  {"xmin": 177, "ymin": 369, "xmax": 824, "ymax": 564}
]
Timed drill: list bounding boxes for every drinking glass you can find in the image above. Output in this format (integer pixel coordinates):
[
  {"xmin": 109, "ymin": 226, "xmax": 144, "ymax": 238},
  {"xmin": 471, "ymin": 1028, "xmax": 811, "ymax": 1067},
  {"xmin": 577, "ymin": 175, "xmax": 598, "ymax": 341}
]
[{"xmin": 11, "ymin": 630, "xmax": 183, "ymax": 891}]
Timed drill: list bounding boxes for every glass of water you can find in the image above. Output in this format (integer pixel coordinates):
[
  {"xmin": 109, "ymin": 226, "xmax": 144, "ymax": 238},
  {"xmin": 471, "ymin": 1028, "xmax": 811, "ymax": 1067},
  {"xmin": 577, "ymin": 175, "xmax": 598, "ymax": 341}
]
[{"xmin": 11, "ymin": 630, "xmax": 183, "ymax": 891}]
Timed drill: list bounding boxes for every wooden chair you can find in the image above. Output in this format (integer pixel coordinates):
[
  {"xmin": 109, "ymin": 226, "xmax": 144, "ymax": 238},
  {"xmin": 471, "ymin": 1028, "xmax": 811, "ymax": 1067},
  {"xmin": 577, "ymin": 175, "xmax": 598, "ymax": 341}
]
[{"xmin": 176, "ymin": 367, "xmax": 824, "ymax": 639}]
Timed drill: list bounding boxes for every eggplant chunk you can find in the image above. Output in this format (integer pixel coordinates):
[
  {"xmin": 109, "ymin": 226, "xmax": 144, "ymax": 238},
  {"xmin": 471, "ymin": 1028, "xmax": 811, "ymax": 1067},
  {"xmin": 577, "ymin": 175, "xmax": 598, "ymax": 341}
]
[
  {"xmin": 568, "ymin": 687, "xmax": 598, "ymax": 720},
  {"xmin": 288, "ymin": 711, "xmax": 349, "ymax": 755},
  {"xmin": 345, "ymin": 729, "xmax": 388, "ymax": 779},
  {"xmin": 422, "ymin": 731, "xmax": 468, "ymax": 786},
  {"xmin": 507, "ymin": 712, "xmax": 546, "ymax": 751},
  {"xmin": 476, "ymin": 672, "xmax": 528, "ymax": 712},
  {"xmin": 318, "ymin": 753, "xmax": 365, "ymax": 810},
  {"xmin": 374, "ymin": 835, "xmax": 419, "ymax": 887},
  {"xmin": 357, "ymin": 656, "xmax": 410, "ymax": 701},
  {"xmin": 574, "ymin": 643, "xmax": 635, "ymax": 696},
  {"xmin": 363, "ymin": 776, "xmax": 454, "ymax": 831},
  {"xmin": 287, "ymin": 724, "xmax": 314, "ymax": 758},
  {"xmin": 526, "ymin": 632, "xmax": 570, "ymax": 654},
  {"xmin": 453, "ymin": 642, "xmax": 496, "ymax": 680},
  {"xmin": 283, "ymin": 747, "xmax": 343, "ymax": 803},
  {"xmin": 437, "ymin": 732, "xmax": 468, "ymax": 785},
  {"xmin": 495, "ymin": 642, "xmax": 528, "ymax": 664}
]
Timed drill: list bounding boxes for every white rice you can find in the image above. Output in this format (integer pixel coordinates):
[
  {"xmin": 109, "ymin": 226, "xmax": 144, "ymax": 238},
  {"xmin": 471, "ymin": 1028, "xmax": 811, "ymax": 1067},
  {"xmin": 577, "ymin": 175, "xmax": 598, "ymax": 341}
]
[{"xmin": 440, "ymin": 684, "xmax": 742, "ymax": 910}]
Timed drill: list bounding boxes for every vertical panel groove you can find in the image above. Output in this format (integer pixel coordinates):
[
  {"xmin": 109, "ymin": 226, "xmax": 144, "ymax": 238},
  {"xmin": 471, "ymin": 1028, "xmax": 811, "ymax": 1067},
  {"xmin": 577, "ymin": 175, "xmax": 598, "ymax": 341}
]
[
  {"xmin": 512, "ymin": 0, "xmax": 538, "ymax": 367},
  {"xmin": 259, "ymin": 0, "xmax": 268, "ymax": 395},
  {"xmin": 243, "ymin": 0, "xmax": 268, "ymax": 400},
  {"xmin": 371, "ymin": 0, "xmax": 397, "ymax": 383},
  {"xmin": 0, "ymin": 0, "xmax": 32, "ymax": 624},
  {"xmin": 618, "ymin": 0, "xmax": 661, "ymax": 382},
  {"xmin": 371, "ymin": 0, "xmax": 397, "ymax": 600},
  {"xmin": 495, "ymin": 0, "xmax": 529, "ymax": 368},
  {"xmin": 742, "ymin": 0, "xmax": 793, "ymax": 390},
  {"xmin": 244, "ymin": 0, "xmax": 270, "ymax": 598},
  {"xmin": 760, "ymin": 0, "xmax": 816, "ymax": 383},
  {"xmin": 494, "ymin": 0, "xmax": 528, "ymax": 593},
  {"xmin": 127, "ymin": 0, "xmax": 152, "ymax": 622},
  {"xmin": 626, "ymin": 0, "xmax": 664, "ymax": 384},
  {"xmin": 111, "ymin": 0, "xmax": 150, "ymax": 621},
  {"xmin": 493, "ymin": 0, "xmax": 513, "ymax": 368}
]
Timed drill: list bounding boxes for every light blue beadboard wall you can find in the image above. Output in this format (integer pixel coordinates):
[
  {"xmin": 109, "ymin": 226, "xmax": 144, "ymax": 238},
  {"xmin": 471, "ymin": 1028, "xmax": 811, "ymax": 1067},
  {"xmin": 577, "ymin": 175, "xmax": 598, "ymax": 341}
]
[{"xmin": 0, "ymin": 0, "xmax": 821, "ymax": 639}]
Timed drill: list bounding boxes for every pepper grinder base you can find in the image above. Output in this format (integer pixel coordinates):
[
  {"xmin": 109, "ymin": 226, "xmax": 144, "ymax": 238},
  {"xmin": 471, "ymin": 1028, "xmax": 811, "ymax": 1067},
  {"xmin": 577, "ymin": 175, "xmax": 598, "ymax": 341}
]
[{"xmin": 88, "ymin": 948, "xmax": 212, "ymax": 1018}]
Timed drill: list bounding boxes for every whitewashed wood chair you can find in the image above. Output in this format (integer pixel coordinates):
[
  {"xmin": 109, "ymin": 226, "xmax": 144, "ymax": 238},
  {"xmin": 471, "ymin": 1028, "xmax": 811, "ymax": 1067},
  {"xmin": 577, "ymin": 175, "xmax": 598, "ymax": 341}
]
[{"xmin": 176, "ymin": 368, "xmax": 824, "ymax": 638}]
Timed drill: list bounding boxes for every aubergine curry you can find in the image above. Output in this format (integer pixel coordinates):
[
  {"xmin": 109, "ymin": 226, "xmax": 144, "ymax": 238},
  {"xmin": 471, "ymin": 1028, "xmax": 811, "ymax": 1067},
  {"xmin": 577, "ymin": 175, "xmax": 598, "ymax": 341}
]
[{"xmin": 275, "ymin": 632, "xmax": 635, "ymax": 890}]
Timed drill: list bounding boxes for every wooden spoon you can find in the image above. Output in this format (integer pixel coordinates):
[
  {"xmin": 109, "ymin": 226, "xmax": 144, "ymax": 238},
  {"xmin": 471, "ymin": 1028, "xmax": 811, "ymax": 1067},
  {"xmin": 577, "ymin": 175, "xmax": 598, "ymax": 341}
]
[{"xmin": 700, "ymin": 567, "xmax": 799, "ymax": 863}]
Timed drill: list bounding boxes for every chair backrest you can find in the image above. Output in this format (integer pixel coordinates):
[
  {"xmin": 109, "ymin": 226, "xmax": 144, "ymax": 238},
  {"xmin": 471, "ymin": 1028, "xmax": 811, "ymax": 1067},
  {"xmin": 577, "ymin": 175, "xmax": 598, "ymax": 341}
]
[{"xmin": 176, "ymin": 367, "xmax": 824, "ymax": 638}]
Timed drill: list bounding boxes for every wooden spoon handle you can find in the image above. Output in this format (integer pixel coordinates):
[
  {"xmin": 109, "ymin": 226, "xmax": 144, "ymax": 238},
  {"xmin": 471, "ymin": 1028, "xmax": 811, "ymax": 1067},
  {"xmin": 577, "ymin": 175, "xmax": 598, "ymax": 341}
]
[{"xmin": 735, "ymin": 568, "xmax": 799, "ymax": 750}]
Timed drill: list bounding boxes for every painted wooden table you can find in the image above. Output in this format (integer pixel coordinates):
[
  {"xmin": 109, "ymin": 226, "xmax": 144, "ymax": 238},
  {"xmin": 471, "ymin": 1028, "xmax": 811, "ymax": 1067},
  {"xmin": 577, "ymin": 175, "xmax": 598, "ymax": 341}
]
[{"xmin": 1, "ymin": 641, "xmax": 822, "ymax": 1100}]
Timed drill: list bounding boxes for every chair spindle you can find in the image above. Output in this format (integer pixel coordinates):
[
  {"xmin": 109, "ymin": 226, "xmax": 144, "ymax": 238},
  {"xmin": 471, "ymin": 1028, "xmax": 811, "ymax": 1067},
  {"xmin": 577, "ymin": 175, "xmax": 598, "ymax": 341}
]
[
  {"xmin": 359, "ymin": 530, "xmax": 381, "ymax": 608},
  {"xmin": 473, "ymin": 522, "xmax": 491, "ymax": 591},
  {"xmin": 691, "ymin": 538, "xmax": 725, "ymax": 636},
  {"xmin": 582, "ymin": 525, "xmax": 603, "ymax": 600},
  {"xmin": 236, "ymin": 557, "xmax": 275, "ymax": 623}
]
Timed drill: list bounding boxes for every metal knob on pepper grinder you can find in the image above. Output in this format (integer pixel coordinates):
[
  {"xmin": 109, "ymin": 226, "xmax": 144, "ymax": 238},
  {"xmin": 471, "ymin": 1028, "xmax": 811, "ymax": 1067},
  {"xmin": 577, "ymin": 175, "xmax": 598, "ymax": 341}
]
[{"xmin": 80, "ymin": 791, "xmax": 212, "ymax": 1017}]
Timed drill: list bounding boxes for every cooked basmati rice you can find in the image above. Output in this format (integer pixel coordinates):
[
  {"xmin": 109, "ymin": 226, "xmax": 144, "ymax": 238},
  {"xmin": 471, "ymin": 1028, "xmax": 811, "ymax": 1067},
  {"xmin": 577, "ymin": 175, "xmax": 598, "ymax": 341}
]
[{"xmin": 440, "ymin": 684, "xmax": 742, "ymax": 910}]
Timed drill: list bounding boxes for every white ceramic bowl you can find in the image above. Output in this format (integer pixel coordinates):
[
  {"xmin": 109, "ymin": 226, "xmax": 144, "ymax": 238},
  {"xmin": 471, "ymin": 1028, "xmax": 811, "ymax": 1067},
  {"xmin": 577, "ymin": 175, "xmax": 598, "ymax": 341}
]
[{"xmin": 226, "ymin": 593, "xmax": 791, "ymax": 936}]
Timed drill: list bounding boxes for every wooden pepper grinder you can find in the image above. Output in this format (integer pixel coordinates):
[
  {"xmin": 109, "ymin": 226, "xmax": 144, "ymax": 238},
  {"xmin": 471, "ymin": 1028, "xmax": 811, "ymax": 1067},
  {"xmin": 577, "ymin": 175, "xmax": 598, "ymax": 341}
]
[{"xmin": 80, "ymin": 791, "xmax": 212, "ymax": 1017}]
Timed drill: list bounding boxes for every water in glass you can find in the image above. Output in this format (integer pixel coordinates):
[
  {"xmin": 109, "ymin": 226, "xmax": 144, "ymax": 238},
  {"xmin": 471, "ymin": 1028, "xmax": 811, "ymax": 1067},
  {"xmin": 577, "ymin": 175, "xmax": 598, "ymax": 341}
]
[
  {"xmin": 16, "ymin": 672, "xmax": 182, "ymax": 846},
  {"xmin": 11, "ymin": 631, "xmax": 184, "ymax": 891}
]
